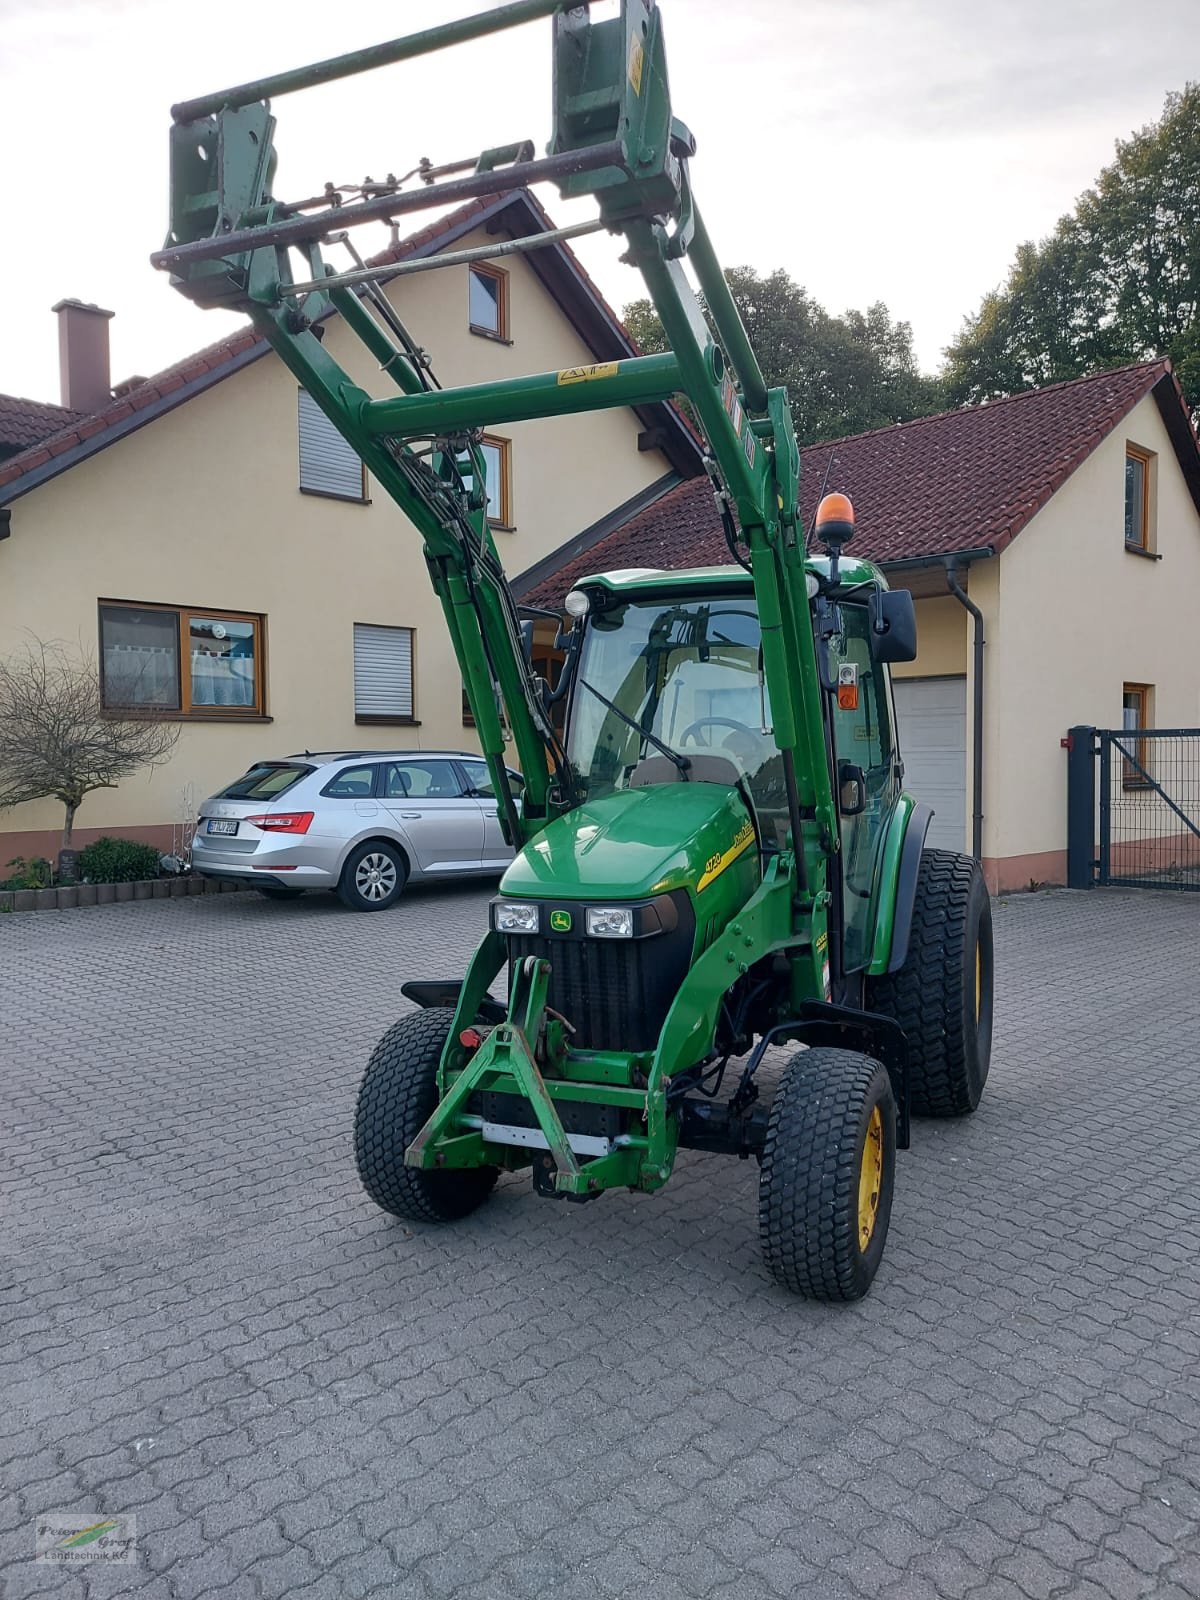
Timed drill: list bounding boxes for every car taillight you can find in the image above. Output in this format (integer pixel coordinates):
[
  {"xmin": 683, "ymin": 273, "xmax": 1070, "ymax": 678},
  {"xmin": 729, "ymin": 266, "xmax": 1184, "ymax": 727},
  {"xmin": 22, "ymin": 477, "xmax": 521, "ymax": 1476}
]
[{"xmin": 245, "ymin": 811, "xmax": 314, "ymax": 833}]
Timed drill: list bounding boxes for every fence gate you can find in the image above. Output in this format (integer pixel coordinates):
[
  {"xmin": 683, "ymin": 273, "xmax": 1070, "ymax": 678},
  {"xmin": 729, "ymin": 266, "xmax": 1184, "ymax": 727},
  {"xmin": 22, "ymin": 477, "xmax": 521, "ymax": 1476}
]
[{"xmin": 1067, "ymin": 726, "xmax": 1200, "ymax": 890}]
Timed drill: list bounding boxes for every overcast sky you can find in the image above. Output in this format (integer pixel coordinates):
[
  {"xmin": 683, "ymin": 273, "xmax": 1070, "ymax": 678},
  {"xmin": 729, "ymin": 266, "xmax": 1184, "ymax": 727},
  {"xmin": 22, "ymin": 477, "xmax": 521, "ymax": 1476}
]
[{"xmin": 2, "ymin": 0, "xmax": 1197, "ymax": 406}]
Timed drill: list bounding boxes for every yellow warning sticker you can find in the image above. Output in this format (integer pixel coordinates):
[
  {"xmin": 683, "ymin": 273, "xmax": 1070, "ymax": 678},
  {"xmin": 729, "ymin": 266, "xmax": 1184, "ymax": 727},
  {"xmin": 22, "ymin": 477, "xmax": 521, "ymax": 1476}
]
[
  {"xmin": 556, "ymin": 361, "xmax": 619, "ymax": 386},
  {"xmin": 628, "ymin": 37, "xmax": 645, "ymax": 95}
]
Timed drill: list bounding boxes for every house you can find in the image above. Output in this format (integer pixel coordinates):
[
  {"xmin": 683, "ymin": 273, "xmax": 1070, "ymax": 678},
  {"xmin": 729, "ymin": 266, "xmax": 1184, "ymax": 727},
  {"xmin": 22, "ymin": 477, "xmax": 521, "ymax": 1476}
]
[
  {"xmin": 0, "ymin": 191, "xmax": 701, "ymax": 863},
  {"xmin": 517, "ymin": 361, "xmax": 1200, "ymax": 893}
]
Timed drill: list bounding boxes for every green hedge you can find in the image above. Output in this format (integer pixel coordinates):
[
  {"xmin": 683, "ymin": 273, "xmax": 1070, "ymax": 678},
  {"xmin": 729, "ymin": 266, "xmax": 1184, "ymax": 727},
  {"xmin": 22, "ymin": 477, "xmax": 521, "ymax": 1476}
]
[{"xmin": 77, "ymin": 837, "xmax": 164, "ymax": 884}]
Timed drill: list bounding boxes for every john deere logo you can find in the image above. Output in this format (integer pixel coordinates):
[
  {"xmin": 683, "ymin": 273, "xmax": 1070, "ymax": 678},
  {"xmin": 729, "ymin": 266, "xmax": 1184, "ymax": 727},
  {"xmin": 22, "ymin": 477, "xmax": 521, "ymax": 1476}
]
[{"xmin": 550, "ymin": 910, "xmax": 572, "ymax": 933}]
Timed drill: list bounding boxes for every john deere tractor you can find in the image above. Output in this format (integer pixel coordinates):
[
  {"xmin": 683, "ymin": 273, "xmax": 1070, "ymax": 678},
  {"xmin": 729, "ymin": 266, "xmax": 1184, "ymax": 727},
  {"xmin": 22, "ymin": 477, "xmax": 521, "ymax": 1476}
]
[{"xmin": 157, "ymin": 0, "xmax": 993, "ymax": 1299}]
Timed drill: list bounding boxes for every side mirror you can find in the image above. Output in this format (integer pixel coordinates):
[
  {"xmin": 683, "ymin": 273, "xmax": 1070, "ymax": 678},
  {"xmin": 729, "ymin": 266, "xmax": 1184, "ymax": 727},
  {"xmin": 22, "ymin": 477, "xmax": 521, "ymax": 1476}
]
[
  {"xmin": 868, "ymin": 588, "xmax": 918, "ymax": 664},
  {"xmin": 838, "ymin": 761, "xmax": 867, "ymax": 816},
  {"xmin": 519, "ymin": 619, "xmax": 535, "ymax": 663}
]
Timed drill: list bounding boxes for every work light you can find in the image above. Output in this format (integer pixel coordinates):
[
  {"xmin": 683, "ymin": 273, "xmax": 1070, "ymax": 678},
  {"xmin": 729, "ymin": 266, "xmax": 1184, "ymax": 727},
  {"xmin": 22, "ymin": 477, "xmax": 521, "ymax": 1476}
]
[{"xmin": 564, "ymin": 589, "xmax": 591, "ymax": 618}]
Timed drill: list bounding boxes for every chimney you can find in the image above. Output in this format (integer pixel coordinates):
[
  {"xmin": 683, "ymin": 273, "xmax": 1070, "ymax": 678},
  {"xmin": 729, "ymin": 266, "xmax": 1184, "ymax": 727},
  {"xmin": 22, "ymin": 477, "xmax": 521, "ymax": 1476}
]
[{"xmin": 51, "ymin": 299, "xmax": 114, "ymax": 413}]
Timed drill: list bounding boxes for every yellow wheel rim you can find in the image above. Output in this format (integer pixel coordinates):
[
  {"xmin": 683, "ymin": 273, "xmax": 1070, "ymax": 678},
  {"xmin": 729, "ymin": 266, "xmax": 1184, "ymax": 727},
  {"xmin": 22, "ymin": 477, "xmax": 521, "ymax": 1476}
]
[{"xmin": 858, "ymin": 1105, "xmax": 884, "ymax": 1252}]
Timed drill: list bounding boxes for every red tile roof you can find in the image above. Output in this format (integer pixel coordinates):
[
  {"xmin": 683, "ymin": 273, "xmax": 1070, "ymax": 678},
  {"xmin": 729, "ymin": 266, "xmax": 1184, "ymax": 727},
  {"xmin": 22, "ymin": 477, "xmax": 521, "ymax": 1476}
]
[
  {"xmin": 523, "ymin": 360, "xmax": 1189, "ymax": 603},
  {"xmin": 0, "ymin": 198, "xmax": 494, "ymax": 495},
  {"xmin": 0, "ymin": 190, "xmax": 699, "ymax": 498},
  {"xmin": 0, "ymin": 393, "xmax": 89, "ymax": 454}
]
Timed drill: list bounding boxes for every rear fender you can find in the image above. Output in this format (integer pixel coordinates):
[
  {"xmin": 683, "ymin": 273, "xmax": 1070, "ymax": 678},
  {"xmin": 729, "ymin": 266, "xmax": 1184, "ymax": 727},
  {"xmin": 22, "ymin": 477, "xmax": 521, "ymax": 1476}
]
[{"xmin": 866, "ymin": 797, "xmax": 933, "ymax": 977}]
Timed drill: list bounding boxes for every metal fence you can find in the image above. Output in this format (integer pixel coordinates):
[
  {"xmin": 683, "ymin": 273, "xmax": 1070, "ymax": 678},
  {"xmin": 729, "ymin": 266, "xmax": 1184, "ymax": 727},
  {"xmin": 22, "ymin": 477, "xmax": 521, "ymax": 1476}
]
[{"xmin": 1067, "ymin": 727, "xmax": 1200, "ymax": 891}]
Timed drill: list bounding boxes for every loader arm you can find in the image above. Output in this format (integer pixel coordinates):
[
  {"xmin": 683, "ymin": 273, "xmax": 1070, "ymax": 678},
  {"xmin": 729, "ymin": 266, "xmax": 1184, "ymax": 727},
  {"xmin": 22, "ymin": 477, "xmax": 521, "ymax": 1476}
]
[{"xmin": 152, "ymin": 0, "xmax": 839, "ymax": 915}]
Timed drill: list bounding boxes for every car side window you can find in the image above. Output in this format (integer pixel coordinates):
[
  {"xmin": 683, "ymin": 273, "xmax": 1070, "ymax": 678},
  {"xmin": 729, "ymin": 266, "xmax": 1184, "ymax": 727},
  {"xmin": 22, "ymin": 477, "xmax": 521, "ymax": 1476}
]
[
  {"xmin": 462, "ymin": 759, "xmax": 524, "ymax": 799},
  {"xmin": 383, "ymin": 761, "xmax": 465, "ymax": 800},
  {"xmin": 322, "ymin": 764, "xmax": 377, "ymax": 799}
]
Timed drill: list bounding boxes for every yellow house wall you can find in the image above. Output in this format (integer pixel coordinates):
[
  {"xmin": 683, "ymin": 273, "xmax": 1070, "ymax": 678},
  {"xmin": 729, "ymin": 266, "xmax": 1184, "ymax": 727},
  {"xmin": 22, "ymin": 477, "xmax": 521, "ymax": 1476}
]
[
  {"xmin": 983, "ymin": 390, "xmax": 1200, "ymax": 887},
  {"xmin": 893, "ymin": 595, "xmax": 967, "ymax": 682},
  {"xmin": 0, "ymin": 230, "xmax": 671, "ymax": 851}
]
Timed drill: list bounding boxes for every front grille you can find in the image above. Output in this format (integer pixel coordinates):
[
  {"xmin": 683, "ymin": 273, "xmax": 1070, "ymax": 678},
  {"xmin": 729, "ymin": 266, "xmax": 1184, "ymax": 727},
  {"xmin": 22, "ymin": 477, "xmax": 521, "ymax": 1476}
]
[{"xmin": 507, "ymin": 891, "xmax": 695, "ymax": 1052}]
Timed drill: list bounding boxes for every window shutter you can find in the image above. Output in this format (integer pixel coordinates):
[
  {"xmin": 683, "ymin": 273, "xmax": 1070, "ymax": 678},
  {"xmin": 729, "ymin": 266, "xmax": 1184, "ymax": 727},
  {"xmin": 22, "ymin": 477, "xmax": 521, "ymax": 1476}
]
[
  {"xmin": 354, "ymin": 624, "xmax": 413, "ymax": 718},
  {"xmin": 298, "ymin": 389, "xmax": 364, "ymax": 500}
]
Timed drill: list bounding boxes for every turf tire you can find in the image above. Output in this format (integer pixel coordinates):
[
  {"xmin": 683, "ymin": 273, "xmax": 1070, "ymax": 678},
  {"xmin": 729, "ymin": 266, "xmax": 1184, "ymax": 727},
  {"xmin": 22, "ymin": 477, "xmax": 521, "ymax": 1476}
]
[
  {"xmin": 867, "ymin": 847, "xmax": 993, "ymax": 1117},
  {"xmin": 759, "ymin": 1047, "xmax": 896, "ymax": 1301},
  {"xmin": 354, "ymin": 1008, "xmax": 498, "ymax": 1222}
]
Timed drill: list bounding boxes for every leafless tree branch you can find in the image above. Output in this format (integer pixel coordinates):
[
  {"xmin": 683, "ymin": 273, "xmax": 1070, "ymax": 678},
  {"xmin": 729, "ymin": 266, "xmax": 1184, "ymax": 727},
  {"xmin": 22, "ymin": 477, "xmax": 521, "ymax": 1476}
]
[{"xmin": 0, "ymin": 639, "xmax": 179, "ymax": 848}]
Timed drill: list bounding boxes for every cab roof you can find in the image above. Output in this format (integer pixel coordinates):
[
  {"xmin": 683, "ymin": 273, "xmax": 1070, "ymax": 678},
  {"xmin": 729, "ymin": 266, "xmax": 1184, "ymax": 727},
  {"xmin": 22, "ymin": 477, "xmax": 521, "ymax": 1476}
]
[{"xmin": 572, "ymin": 556, "xmax": 887, "ymax": 599}]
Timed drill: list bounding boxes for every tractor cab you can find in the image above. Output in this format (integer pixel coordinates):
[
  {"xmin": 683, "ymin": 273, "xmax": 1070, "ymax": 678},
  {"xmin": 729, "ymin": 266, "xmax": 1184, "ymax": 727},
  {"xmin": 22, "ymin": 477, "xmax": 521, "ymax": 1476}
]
[{"xmin": 551, "ymin": 560, "xmax": 914, "ymax": 974}]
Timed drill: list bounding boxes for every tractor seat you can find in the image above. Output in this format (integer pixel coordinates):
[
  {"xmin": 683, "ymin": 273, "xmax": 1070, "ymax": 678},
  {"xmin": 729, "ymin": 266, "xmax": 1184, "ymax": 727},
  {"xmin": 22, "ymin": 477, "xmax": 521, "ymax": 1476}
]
[{"xmin": 629, "ymin": 754, "xmax": 742, "ymax": 788}]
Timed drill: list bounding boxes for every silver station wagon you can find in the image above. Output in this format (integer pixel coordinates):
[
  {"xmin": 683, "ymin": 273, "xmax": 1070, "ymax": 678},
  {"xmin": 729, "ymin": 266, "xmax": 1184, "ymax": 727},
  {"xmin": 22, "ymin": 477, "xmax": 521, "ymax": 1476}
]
[{"xmin": 191, "ymin": 750, "xmax": 522, "ymax": 910}]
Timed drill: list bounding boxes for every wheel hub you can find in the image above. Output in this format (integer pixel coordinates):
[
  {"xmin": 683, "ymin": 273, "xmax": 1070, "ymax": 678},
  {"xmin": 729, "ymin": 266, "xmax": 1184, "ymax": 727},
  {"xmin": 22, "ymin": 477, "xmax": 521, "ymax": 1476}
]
[{"xmin": 858, "ymin": 1105, "xmax": 884, "ymax": 1251}]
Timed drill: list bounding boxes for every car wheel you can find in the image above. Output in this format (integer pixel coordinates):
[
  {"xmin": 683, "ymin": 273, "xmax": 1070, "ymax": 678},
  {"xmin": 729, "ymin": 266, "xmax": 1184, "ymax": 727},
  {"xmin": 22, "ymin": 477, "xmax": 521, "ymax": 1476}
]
[{"xmin": 338, "ymin": 841, "xmax": 407, "ymax": 911}]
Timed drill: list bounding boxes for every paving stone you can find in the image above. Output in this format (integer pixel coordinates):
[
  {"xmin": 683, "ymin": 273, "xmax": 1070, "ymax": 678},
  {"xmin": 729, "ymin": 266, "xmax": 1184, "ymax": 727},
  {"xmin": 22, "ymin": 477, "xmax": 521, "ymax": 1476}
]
[{"xmin": 3, "ymin": 884, "xmax": 1200, "ymax": 1599}]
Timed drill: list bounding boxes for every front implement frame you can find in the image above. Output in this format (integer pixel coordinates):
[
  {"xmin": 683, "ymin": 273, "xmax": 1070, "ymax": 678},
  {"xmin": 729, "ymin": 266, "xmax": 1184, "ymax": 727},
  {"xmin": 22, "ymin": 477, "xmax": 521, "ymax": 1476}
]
[{"xmin": 156, "ymin": 0, "xmax": 907, "ymax": 1196}]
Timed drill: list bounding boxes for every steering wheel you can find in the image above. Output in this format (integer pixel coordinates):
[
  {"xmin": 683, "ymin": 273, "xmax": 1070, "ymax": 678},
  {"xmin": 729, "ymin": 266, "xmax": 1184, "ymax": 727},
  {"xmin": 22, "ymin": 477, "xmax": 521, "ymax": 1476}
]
[{"xmin": 681, "ymin": 716, "xmax": 759, "ymax": 746}]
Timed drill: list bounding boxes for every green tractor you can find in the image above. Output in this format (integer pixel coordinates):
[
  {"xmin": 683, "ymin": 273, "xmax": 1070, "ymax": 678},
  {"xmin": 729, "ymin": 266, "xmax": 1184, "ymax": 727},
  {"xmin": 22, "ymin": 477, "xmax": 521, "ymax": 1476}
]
[{"xmin": 157, "ymin": 0, "xmax": 993, "ymax": 1299}]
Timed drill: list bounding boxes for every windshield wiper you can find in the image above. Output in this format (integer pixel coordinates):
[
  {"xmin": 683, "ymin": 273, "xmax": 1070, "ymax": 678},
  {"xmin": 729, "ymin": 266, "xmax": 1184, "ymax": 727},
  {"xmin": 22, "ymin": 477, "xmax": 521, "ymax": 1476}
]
[{"xmin": 577, "ymin": 678, "xmax": 691, "ymax": 780}]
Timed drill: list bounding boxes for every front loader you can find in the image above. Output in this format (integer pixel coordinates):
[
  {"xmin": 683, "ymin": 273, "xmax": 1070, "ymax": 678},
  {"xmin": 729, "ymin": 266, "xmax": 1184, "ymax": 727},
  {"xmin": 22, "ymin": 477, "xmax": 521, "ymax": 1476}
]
[{"xmin": 156, "ymin": 0, "xmax": 994, "ymax": 1299}]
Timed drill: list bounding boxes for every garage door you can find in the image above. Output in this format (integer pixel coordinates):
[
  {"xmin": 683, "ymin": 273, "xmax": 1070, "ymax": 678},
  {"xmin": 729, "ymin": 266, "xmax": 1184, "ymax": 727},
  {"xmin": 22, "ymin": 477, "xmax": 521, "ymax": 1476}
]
[{"xmin": 893, "ymin": 677, "xmax": 967, "ymax": 852}]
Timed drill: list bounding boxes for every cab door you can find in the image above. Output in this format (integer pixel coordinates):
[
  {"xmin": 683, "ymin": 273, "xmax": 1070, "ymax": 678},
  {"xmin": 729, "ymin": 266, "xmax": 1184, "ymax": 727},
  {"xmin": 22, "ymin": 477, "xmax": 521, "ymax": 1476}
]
[{"xmin": 829, "ymin": 604, "xmax": 899, "ymax": 972}]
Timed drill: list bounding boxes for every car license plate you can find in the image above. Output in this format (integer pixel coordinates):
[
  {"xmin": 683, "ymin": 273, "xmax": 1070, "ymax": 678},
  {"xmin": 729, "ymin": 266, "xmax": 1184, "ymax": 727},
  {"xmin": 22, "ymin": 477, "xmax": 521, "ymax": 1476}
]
[{"xmin": 207, "ymin": 818, "xmax": 239, "ymax": 836}]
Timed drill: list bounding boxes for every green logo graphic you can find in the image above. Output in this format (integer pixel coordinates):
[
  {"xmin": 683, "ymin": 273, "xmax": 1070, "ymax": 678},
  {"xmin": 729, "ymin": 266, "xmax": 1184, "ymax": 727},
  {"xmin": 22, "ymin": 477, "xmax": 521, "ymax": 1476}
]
[
  {"xmin": 549, "ymin": 910, "xmax": 572, "ymax": 933},
  {"xmin": 59, "ymin": 1522, "xmax": 120, "ymax": 1550}
]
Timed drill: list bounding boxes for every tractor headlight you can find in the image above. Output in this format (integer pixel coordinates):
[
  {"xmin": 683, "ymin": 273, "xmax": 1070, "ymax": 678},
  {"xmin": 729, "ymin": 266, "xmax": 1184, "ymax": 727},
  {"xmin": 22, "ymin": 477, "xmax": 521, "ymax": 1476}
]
[
  {"xmin": 564, "ymin": 588, "xmax": 591, "ymax": 618},
  {"xmin": 586, "ymin": 906, "xmax": 634, "ymax": 939},
  {"xmin": 493, "ymin": 901, "xmax": 539, "ymax": 934}
]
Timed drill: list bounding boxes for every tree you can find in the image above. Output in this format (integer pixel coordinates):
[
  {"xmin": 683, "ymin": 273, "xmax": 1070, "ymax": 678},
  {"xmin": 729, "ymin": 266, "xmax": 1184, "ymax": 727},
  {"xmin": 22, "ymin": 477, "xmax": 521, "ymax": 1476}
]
[
  {"xmin": 0, "ymin": 639, "xmax": 179, "ymax": 855},
  {"xmin": 945, "ymin": 84, "xmax": 1200, "ymax": 406},
  {"xmin": 623, "ymin": 267, "xmax": 945, "ymax": 443}
]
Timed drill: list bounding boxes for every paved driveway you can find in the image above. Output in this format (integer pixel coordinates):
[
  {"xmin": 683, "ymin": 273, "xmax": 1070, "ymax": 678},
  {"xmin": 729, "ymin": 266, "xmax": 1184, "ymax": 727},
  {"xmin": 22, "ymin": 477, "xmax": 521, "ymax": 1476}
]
[{"xmin": 2, "ymin": 885, "xmax": 1198, "ymax": 1600}]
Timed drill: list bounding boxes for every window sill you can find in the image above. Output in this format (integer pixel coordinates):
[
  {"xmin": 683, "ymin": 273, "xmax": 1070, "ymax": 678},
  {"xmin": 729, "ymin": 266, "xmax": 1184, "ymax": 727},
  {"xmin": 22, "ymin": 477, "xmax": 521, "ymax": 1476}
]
[
  {"xmin": 469, "ymin": 325, "xmax": 513, "ymax": 346},
  {"xmin": 103, "ymin": 710, "xmax": 273, "ymax": 723},
  {"xmin": 488, "ymin": 521, "xmax": 516, "ymax": 534},
  {"xmin": 299, "ymin": 487, "xmax": 371, "ymax": 506},
  {"xmin": 355, "ymin": 715, "xmax": 422, "ymax": 726},
  {"xmin": 1124, "ymin": 542, "xmax": 1161, "ymax": 561}
]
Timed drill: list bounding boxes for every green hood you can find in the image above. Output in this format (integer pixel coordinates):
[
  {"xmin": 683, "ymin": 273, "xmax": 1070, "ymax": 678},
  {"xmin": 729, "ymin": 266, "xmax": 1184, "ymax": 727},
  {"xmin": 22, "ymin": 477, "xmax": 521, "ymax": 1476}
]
[{"xmin": 501, "ymin": 783, "xmax": 756, "ymax": 902}]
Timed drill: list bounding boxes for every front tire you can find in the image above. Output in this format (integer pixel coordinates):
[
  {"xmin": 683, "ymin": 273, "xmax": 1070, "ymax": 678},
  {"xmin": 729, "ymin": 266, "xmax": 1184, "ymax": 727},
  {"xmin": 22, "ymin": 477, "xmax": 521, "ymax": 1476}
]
[
  {"xmin": 759, "ymin": 1048, "xmax": 896, "ymax": 1301},
  {"xmin": 354, "ymin": 1008, "xmax": 498, "ymax": 1222},
  {"xmin": 338, "ymin": 841, "xmax": 407, "ymax": 912},
  {"xmin": 867, "ymin": 848, "xmax": 993, "ymax": 1117}
]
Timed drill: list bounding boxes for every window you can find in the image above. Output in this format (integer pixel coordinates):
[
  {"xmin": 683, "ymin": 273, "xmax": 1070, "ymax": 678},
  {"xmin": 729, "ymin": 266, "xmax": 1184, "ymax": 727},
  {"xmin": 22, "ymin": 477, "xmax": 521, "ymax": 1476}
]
[
  {"xmin": 468, "ymin": 264, "xmax": 508, "ymax": 340},
  {"xmin": 219, "ymin": 763, "xmax": 313, "ymax": 800},
  {"xmin": 1124, "ymin": 444, "xmax": 1154, "ymax": 551},
  {"xmin": 298, "ymin": 389, "xmax": 367, "ymax": 502},
  {"xmin": 460, "ymin": 759, "xmax": 524, "ymax": 800},
  {"xmin": 382, "ymin": 760, "xmax": 465, "ymax": 800},
  {"xmin": 322, "ymin": 764, "xmax": 378, "ymax": 799},
  {"xmin": 830, "ymin": 604, "xmax": 899, "ymax": 972},
  {"xmin": 1121, "ymin": 683, "xmax": 1153, "ymax": 788},
  {"xmin": 480, "ymin": 436, "xmax": 512, "ymax": 527},
  {"xmin": 353, "ymin": 623, "xmax": 415, "ymax": 723},
  {"xmin": 99, "ymin": 601, "xmax": 264, "ymax": 717}
]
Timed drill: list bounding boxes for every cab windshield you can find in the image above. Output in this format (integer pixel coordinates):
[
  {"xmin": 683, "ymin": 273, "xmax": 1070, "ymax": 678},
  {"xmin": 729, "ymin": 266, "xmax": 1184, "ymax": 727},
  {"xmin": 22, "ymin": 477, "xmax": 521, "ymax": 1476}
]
[{"xmin": 567, "ymin": 595, "xmax": 787, "ymax": 835}]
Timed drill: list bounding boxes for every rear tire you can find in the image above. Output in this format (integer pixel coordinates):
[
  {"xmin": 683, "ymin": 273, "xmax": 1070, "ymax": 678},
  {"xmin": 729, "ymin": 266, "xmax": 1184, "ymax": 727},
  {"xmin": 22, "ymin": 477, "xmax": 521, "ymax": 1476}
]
[
  {"xmin": 867, "ymin": 848, "xmax": 993, "ymax": 1117},
  {"xmin": 759, "ymin": 1047, "xmax": 896, "ymax": 1301},
  {"xmin": 256, "ymin": 884, "xmax": 304, "ymax": 901},
  {"xmin": 354, "ymin": 1008, "xmax": 498, "ymax": 1222},
  {"xmin": 338, "ymin": 841, "xmax": 407, "ymax": 912}
]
